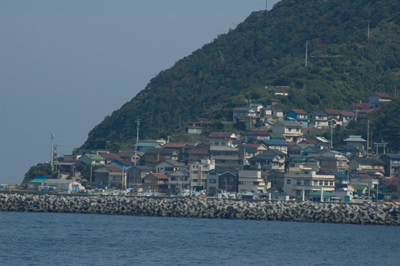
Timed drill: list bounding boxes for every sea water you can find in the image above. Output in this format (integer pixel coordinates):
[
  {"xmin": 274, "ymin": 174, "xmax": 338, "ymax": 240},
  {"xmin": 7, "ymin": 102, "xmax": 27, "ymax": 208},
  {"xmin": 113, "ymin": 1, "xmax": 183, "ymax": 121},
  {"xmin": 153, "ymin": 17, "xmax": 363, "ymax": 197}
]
[{"xmin": 1, "ymin": 211, "xmax": 399, "ymax": 266}]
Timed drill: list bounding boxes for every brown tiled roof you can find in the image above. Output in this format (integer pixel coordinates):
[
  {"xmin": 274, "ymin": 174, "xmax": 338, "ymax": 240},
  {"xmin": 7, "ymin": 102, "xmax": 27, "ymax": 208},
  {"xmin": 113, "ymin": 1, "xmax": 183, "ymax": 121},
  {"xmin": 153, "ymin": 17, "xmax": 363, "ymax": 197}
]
[
  {"xmin": 104, "ymin": 164, "xmax": 123, "ymax": 172},
  {"xmin": 339, "ymin": 111, "xmax": 355, "ymax": 117},
  {"xmin": 324, "ymin": 109, "xmax": 340, "ymax": 115},
  {"xmin": 246, "ymin": 143, "xmax": 265, "ymax": 149},
  {"xmin": 114, "ymin": 158, "xmax": 132, "ymax": 166},
  {"xmin": 291, "ymin": 109, "xmax": 308, "ymax": 115},
  {"xmin": 373, "ymin": 93, "xmax": 392, "ymax": 99},
  {"xmin": 162, "ymin": 143, "xmax": 186, "ymax": 148},
  {"xmin": 350, "ymin": 103, "xmax": 370, "ymax": 109},
  {"xmin": 358, "ymin": 108, "xmax": 374, "ymax": 114},
  {"xmin": 151, "ymin": 173, "xmax": 168, "ymax": 180},
  {"xmin": 99, "ymin": 153, "xmax": 121, "ymax": 161}
]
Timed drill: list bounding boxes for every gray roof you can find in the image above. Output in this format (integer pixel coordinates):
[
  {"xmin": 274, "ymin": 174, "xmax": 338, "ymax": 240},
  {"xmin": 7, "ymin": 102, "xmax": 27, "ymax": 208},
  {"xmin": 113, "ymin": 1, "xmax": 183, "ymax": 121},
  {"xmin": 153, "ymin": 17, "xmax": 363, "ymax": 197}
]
[
  {"xmin": 344, "ymin": 135, "xmax": 366, "ymax": 142},
  {"xmin": 382, "ymin": 154, "xmax": 400, "ymax": 159},
  {"xmin": 274, "ymin": 120, "xmax": 301, "ymax": 127}
]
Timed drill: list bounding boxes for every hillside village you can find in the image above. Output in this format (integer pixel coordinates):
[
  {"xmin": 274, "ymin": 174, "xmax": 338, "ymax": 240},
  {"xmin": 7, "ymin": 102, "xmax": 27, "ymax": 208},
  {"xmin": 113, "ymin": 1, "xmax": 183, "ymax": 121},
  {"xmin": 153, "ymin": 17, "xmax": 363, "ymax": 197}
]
[{"xmin": 23, "ymin": 92, "xmax": 399, "ymax": 202}]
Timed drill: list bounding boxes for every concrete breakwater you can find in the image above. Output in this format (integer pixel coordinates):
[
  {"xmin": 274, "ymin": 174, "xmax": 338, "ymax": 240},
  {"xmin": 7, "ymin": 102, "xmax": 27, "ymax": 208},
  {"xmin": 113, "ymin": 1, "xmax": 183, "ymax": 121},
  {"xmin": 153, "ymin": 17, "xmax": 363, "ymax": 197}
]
[{"xmin": 1, "ymin": 193, "xmax": 399, "ymax": 226}]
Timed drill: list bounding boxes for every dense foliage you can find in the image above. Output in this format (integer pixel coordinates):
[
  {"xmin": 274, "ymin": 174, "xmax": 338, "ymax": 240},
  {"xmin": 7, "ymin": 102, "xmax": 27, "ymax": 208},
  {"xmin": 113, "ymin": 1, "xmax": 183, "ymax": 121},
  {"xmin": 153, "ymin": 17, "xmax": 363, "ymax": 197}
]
[
  {"xmin": 22, "ymin": 163, "xmax": 58, "ymax": 185},
  {"xmin": 83, "ymin": 0, "xmax": 400, "ymax": 147}
]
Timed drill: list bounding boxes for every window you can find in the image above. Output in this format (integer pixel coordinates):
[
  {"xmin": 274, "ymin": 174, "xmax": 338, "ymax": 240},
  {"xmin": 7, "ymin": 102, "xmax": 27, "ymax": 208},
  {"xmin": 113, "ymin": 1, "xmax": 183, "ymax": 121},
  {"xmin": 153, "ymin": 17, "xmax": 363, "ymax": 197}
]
[
  {"xmin": 113, "ymin": 177, "xmax": 122, "ymax": 181},
  {"xmin": 239, "ymin": 181, "xmax": 244, "ymax": 185},
  {"xmin": 229, "ymin": 178, "xmax": 234, "ymax": 182},
  {"xmin": 209, "ymin": 179, "xmax": 216, "ymax": 184},
  {"xmin": 253, "ymin": 182, "xmax": 259, "ymax": 185},
  {"xmin": 288, "ymin": 128, "xmax": 292, "ymax": 132},
  {"xmin": 304, "ymin": 180, "xmax": 310, "ymax": 185},
  {"xmin": 324, "ymin": 181, "xmax": 329, "ymax": 186},
  {"xmin": 192, "ymin": 179, "xmax": 198, "ymax": 182},
  {"xmin": 215, "ymin": 142, "xmax": 219, "ymax": 145},
  {"xmin": 304, "ymin": 171, "xmax": 309, "ymax": 174},
  {"xmin": 171, "ymin": 177, "xmax": 176, "ymax": 181},
  {"xmin": 287, "ymin": 179, "xmax": 291, "ymax": 185},
  {"xmin": 330, "ymin": 181, "xmax": 334, "ymax": 186},
  {"xmin": 193, "ymin": 171, "xmax": 198, "ymax": 174},
  {"xmin": 319, "ymin": 181, "xmax": 324, "ymax": 186},
  {"xmin": 221, "ymin": 142, "xmax": 226, "ymax": 146},
  {"xmin": 314, "ymin": 180, "xmax": 318, "ymax": 185},
  {"xmin": 297, "ymin": 179, "xmax": 301, "ymax": 185}
]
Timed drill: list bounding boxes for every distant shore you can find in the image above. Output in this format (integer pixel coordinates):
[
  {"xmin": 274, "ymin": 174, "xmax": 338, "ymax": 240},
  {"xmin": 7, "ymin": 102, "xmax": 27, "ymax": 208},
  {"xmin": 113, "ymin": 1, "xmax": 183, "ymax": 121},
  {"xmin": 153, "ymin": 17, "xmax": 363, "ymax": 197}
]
[{"xmin": 1, "ymin": 193, "xmax": 399, "ymax": 226}]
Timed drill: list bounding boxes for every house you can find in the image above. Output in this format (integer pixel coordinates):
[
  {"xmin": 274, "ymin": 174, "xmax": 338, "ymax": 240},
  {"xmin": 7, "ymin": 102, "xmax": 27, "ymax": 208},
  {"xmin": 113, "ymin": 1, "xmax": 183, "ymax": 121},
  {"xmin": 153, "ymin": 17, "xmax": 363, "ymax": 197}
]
[
  {"xmin": 368, "ymin": 93, "xmax": 392, "ymax": 108},
  {"xmin": 307, "ymin": 191, "xmax": 338, "ymax": 202},
  {"xmin": 349, "ymin": 158, "xmax": 385, "ymax": 172},
  {"xmin": 133, "ymin": 141, "xmax": 161, "ymax": 152},
  {"xmin": 187, "ymin": 121, "xmax": 202, "ymax": 134},
  {"xmin": 245, "ymin": 130, "xmax": 270, "ymax": 142},
  {"xmin": 206, "ymin": 169, "xmax": 221, "ymax": 195},
  {"xmin": 232, "ymin": 107, "xmax": 257, "ymax": 123},
  {"xmin": 42, "ymin": 179, "xmax": 85, "ymax": 192},
  {"xmin": 271, "ymin": 121, "xmax": 303, "ymax": 143},
  {"xmin": 273, "ymin": 109, "xmax": 284, "ymax": 117},
  {"xmin": 267, "ymin": 170, "xmax": 285, "ymax": 190},
  {"xmin": 189, "ymin": 159, "xmax": 216, "ymax": 191},
  {"xmin": 262, "ymin": 139, "xmax": 288, "ymax": 153},
  {"xmin": 78, "ymin": 154, "xmax": 105, "ymax": 165},
  {"xmin": 168, "ymin": 169, "xmax": 190, "ymax": 192},
  {"xmin": 239, "ymin": 143, "xmax": 268, "ymax": 163},
  {"xmin": 266, "ymin": 98, "xmax": 281, "ymax": 108},
  {"xmin": 381, "ymin": 154, "xmax": 400, "ymax": 177},
  {"xmin": 219, "ymin": 171, "xmax": 239, "ymax": 193},
  {"xmin": 93, "ymin": 164, "xmax": 127, "ymax": 188},
  {"xmin": 319, "ymin": 151, "xmax": 348, "ymax": 173},
  {"xmin": 285, "ymin": 109, "xmax": 309, "ymax": 126},
  {"xmin": 188, "ymin": 148, "xmax": 210, "ymax": 164},
  {"xmin": 324, "ymin": 109, "xmax": 341, "ymax": 121},
  {"xmin": 332, "ymin": 172, "xmax": 350, "ymax": 189},
  {"xmin": 117, "ymin": 151, "xmax": 140, "ymax": 164},
  {"xmin": 209, "ymin": 145, "xmax": 240, "ymax": 166},
  {"xmin": 315, "ymin": 137, "xmax": 330, "ymax": 149},
  {"xmin": 238, "ymin": 170, "xmax": 267, "ymax": 193},
  {"xmin": 357, "ymin": 108, "xmax": 374, "ymax": 119},
  {"xmin": 343, "ymin": 135, "xmax": 366, "ymax": 151},
  {"xmin": 288, "ymin": 144, "xmax": 319, "ymax": 158},
  {"xmin": 339, "ymin": 111, "xmax": 355, "ymax": 124},
  {"xmin": 208, "ymin": 132, "xmax": 238, "ymax": 146},
  {"xmin": 27, "ymin": 178, "xmax": 48, "ymax": 190},
  {"xmin": 142, "ymin": 173, "xmax": 168, "ymax": 192},
  {"xmin": 309, "ymin": 111, "xmax": 328, "ymax": 128},
  {"xmin": 155, "ymin": 160, "xmax": 185, "ymax": 175},
  {"xmin": 347, "ymin": 103, "xmax": 371, "ymax": 113},
  {"xmin": 127, "ymin": 165, "xmax": 153, "ymax": 187},
  {"xmin": 144, "ymin": 148, "xmax": 179, "ymax": 168},
  {"xmin": 99, "ymin": 153, "xmax": 121, "ymax": 164},
  {"xmin": 283, "ymin": 167, "xmax": 335, "ymax": 199},
  {"xmin": 333, "ymin": 144, "xmax": 360, "ymax": 157},
  {"xmin": 248, "ymin": 153, "xmax": 285, "ymax": 172}
]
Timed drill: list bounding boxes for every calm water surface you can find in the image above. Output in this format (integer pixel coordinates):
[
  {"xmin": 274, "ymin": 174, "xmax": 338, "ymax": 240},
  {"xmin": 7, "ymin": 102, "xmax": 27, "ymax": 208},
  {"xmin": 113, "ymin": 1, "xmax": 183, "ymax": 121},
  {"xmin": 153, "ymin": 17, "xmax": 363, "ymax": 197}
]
[{"xmin": 1, "ymin": 211, "xmax": 399, "ymax": 265}]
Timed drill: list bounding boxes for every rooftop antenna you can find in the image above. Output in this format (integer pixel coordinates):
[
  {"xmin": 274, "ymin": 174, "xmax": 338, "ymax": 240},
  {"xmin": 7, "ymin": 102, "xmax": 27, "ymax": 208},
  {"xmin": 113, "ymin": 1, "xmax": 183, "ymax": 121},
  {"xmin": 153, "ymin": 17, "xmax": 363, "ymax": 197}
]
[
  {"xmin": 231, "ymin": 21, "xmax": 236, "ymax": 27},
  {"xmin": 305, "ymin": 41, "xmax": 309, "ymax": 67},
  {"xmin": 266, "ymin": 0, "xmax": 268, "ymax": 10},
  {"xmin": 134, "ymin": 119, "xmax": 140, "ymax": 166},
  {"xmin": 51, "ymin": 133, "xmax": 54, "ymax": 171}
]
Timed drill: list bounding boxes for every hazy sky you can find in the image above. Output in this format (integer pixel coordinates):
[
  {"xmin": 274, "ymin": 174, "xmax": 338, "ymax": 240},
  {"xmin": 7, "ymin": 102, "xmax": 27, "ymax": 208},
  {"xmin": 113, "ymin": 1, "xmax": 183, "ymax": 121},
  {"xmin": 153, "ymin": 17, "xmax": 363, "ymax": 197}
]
[{"xmin": 0, "ymin": 0, "xmax": 281, "ymax": 184}]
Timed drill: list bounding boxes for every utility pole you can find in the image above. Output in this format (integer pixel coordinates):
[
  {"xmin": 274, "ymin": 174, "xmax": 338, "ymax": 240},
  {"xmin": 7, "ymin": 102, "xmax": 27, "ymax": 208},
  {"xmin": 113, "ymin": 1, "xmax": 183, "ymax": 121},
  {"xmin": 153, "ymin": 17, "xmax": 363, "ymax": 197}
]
[
  {"xmin": 330, "ymin": 121, "xmax": 333, "ymax": 149},
  {"xmin": 266, "ymin": 0, "xmax": 268, "ymax": 10},
  {"xmin": 305, "ymin": 41, "xmax": 309, "ymax": 67},
  {"xmin": 249, "ymin": 99, "xmax": 252, "ymax": 130},
  {"xmin": 366, "ymin": 120, "xmax": 370, "ymax": 156},
  {"xmin": 135, "ymin": 119, "xmax": 140, "ymax": 166},
  {"xmin": 51, "ymin": 133, "xmax": 54, "ymax": 171}
]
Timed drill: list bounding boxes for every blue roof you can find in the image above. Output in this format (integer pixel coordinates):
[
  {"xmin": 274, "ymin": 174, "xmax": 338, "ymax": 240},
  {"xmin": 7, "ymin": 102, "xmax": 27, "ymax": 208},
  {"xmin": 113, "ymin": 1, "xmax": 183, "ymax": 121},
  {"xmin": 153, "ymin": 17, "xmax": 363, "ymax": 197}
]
[
  {"xmin": 333, "ymin": 144, "xmax": 359, "ymax": 152},
  {"xmin": 262, "ymin": 140, "xmax": 288, "ymax": 146},
  {"xmin": 332, "ymin": 172, "xmax": 348, "ymax": 179}
]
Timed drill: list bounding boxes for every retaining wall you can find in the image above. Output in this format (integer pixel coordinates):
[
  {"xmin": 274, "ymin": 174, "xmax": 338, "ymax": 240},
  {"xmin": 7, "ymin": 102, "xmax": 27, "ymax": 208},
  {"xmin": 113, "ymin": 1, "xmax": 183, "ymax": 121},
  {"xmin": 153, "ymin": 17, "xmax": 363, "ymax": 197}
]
[{"xmin": 1, "ymin": 193, "xmax": 399, "ymax": 226}]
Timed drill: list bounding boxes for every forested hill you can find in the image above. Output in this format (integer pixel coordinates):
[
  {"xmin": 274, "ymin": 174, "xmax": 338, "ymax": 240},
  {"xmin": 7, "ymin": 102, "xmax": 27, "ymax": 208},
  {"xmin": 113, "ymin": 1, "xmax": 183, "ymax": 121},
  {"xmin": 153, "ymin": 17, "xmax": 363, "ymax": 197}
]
[{"xmin": 84, "ymin": 0, "xmax": 400, "ymax": 146}]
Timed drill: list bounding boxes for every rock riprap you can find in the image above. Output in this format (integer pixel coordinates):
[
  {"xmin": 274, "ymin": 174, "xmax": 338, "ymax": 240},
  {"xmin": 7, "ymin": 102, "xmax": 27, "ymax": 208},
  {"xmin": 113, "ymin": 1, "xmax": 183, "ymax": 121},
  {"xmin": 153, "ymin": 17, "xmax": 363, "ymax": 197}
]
[{"xmin": 1, "ymin": 193, "xmax": 399, "ymax": 226}]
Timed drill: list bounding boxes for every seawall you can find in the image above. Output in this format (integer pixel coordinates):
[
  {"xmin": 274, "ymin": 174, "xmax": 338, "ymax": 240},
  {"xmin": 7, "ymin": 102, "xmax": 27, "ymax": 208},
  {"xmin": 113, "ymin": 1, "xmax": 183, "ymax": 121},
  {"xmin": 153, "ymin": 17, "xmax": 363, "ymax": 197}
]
[{"xmin": 1, "ymin": 193, "xmax": 399, "ymax": 226}]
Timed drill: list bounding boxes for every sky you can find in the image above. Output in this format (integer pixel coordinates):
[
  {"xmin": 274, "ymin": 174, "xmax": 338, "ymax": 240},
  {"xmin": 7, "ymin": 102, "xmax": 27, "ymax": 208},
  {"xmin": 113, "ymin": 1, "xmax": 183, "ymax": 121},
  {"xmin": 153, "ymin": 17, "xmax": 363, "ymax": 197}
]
[{"xmin": 0, "ymin": 0, "xmax": 281, "ymax": 185}]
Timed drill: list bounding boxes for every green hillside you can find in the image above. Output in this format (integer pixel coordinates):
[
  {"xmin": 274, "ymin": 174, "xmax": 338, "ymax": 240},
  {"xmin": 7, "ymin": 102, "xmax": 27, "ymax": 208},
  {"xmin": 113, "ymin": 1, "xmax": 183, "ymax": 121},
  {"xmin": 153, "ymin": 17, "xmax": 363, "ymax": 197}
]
[{"xmin": 83, "ymin": 0, "xmax": 400, "ymax": 146}]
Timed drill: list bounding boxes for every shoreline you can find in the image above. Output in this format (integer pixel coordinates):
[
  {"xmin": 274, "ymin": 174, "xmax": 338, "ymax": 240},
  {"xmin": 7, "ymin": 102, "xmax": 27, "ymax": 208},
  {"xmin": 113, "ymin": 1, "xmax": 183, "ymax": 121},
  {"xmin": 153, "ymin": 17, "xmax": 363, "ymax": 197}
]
[{"xmin": 1, "ymin": 193, "xmax": 399, "ymax": 226}]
